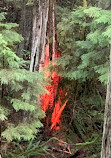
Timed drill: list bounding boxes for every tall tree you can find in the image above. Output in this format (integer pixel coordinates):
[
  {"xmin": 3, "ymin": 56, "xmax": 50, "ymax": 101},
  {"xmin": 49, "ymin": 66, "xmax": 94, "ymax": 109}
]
[{"xmin": 101, "ymin": 47, "xmax": 111, "ymax": 158}]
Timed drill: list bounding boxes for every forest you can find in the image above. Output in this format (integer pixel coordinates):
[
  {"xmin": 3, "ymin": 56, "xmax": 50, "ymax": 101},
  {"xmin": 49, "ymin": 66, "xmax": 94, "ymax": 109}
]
[{"xmin": 1, "ymin": 0, "xmax": 111, "ymax": 158}]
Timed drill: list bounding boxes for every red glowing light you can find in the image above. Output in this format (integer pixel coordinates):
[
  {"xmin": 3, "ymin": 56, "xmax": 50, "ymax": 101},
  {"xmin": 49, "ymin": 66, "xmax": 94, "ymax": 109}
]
[{"xmin": 41, "ymin": 44, "xmax": 67, "ymax": 130}]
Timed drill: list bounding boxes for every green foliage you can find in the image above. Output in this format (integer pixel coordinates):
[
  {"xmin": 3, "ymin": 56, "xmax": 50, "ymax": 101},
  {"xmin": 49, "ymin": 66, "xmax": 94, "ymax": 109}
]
[
  {"xmin": 0, "ymin": 106, "xmax": 9, "ymax": 121},
  {"xmin": 2, "ymin": 121, "xmax": 43, "ymax": 141},
  {"xmin": 1, "ymin": 1, "xmax": 111, "ymax": 157},
  {"xmin": 0, "ymin": 12, "xmax": 47, "ymax": 143},
  {"xmin": 2, "ymin": 139, "xmax": 49, "ymax": 158},
  {"xmin": 26, "ymin": 0, "xmax": 34, "ymax": 6},
  {"xmin": 56, "ymin": 3, "xmax": 111, "ymax": 157},
  {"xmin": 57, "ymin": 6, "xmax": 110, "ymax": 84},
  {"xmin": 11, "ymin": 99, "xmax": 36, "ymax": 112}
]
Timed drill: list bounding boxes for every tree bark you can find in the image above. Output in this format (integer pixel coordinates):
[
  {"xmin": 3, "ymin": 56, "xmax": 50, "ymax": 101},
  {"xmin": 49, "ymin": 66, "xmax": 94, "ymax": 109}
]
[
  {"xmin": 101, "ymin": 47, "xmax": 111, "ymax": 158},
  {"xmin": 98, "ymin": 0, "xmax": 111, "ymax": 9},
  {"xmin": 30, "ymin": 0, "xmax": 49, "ymax": 72},
  {"xmin": 52, "ymin": 0, "xmax": 56, "ymax": 60},
  {"xmin": 17, "ymin": 0, "xmax": 26, "ymax": 57},
  {"xmin": 40, "ymin": 0, "xmax": 49, "ymax": 64},
  {"xmin": 30, "ymin": 1, "xmax": 42, "ymax": 72}
]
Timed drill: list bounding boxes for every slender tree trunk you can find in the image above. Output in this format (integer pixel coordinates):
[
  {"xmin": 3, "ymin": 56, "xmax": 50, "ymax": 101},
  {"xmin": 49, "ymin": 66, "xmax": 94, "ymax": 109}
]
[
  {"xmin": 52, "ymin": 0, "xmax": 56, "ymax": 60},
  {"xmin": 101, "ymin": 47, "xmax": 111, "ymax": 158},
  {"xmin": 1, "ymin": 56, "xmax": 4, "ymax": 99},
  {"xmin": 30, "ymin": 1, "xmax": 41, "ymax": 72},
  {"xmin": 40, "ymin": 0, "xmax": 49, "ymax": 64},
  {"xmin": 18, "ymin": 0, "xmax": 26, "ymax": 57},
  {"xmin": 83, "ymin": 0, "xmax": 87, "ymax": 8}
]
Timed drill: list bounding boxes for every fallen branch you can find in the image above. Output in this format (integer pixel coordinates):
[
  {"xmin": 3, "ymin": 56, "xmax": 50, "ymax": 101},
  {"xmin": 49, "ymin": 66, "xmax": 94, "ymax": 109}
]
[{"xmin": 52, "ymin": 147, "xmax": 72, "ymax": 154}]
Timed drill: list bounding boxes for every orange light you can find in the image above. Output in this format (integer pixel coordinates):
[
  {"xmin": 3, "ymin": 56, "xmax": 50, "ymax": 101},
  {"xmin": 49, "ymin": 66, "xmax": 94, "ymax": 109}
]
[{"xmin": 41, "ymin": 44, "xmax": 68, "ymax": 130}]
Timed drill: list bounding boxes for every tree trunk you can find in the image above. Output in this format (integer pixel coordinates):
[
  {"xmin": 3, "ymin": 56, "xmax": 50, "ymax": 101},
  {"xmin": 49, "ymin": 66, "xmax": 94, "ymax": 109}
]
[
  {"xmin": 40, "ymin": 0, "xmax": 49, "ymax": 64},
  {"xmin": 101, "ymin": 47, "xmax": 111, "ymax": 158},
  {"xmin": 30, "ymin": 0, "xmax": 49, "ymax": 72},
  {"xmin": 52, "ymin": 0, "xmax": 56, "ymax": 60},
  {"xmin": 17, "ymin": 0, "xmax": 26, "ymax": 57},
  {"xmin": 98, "ymin": 0, "xmax": 111, "ymax": 9}
]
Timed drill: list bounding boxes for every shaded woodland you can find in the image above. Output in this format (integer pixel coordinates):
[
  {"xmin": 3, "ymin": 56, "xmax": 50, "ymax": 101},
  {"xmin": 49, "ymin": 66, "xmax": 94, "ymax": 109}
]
[{"xmin": 1, "ymin": 0, "xmax": 111, "ymax": 158}]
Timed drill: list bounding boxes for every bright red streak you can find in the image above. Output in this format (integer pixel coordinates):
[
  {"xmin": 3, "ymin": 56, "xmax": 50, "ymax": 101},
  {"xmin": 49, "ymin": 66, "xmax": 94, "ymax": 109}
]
[{"xmin": 41, "ymin": 44, "xmax": 67, "ymax": 130}]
